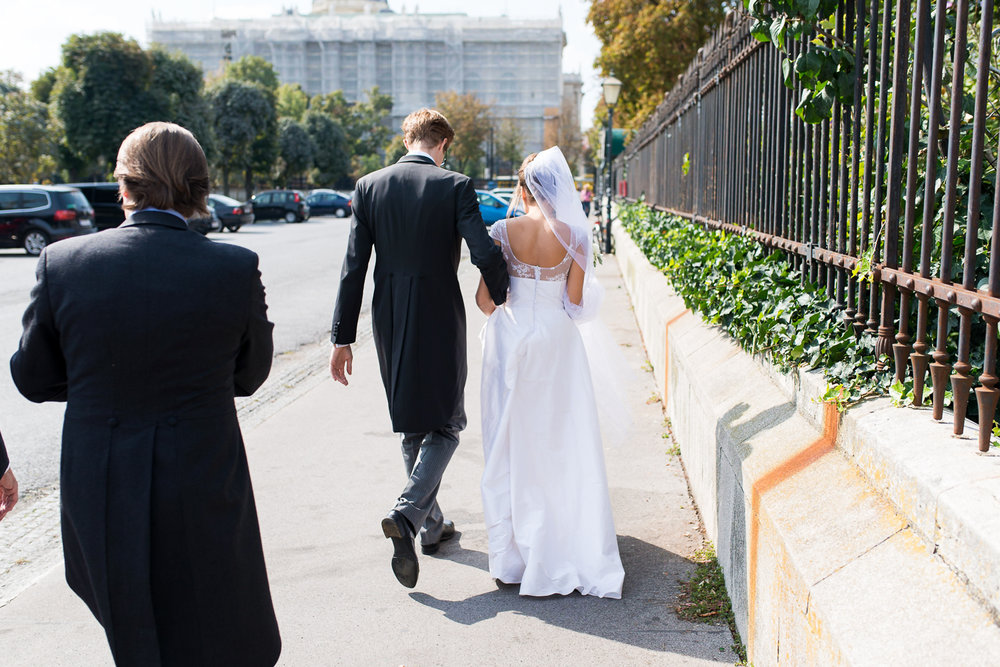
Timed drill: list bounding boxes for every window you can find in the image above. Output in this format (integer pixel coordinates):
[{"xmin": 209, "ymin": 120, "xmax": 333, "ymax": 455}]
[
  {"xmin": 256, "ymin": 193, "xmax": 273, "ymax": 205},
  {"xmin": 21, "ymin": 193, "xmax": 48, "ymax": 209},
  {"xmin": 0, "ymin": 193, "xmax": 20, "ymax": 210}
]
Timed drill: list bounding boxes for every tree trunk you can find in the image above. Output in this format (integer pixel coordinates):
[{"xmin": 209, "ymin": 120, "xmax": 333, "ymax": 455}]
[
  {"xmin": 244, "ymin": 167, "xmax": 253, "ymax": 199},
  {"xmin": 222, "ymin": 166, "xmax": 230, "ymax": 197}
]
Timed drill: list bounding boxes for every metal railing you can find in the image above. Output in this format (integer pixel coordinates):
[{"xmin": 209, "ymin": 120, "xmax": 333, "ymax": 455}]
[{"xmin": 620, "ymin": 2, "xmax": 1000, "ymax": 451}]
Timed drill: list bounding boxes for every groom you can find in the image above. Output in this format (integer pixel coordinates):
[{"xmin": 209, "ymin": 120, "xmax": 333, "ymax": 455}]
[{"xmin": 330, "ymin": 108, "xmax": 509, "ymax": 588}]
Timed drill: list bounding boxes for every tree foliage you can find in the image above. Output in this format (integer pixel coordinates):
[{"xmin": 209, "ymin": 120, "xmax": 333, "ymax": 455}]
[
  {"xmin": 224, "ymin": 56, "xmax": 279, "ymax": 93},
  {"xmin": 210, "ymin": 80, "xmax": 272, "ymax": 196},
  {"xmin": 223, "ymin": 57, "xmax": 278, "ymax": 193},
  {"xmin": 312, "ymin": 87, "xmax": 393, "ymax": 177},
  {"xmin": 588, "ymin": 0, "xmax": 728, "ymax": 131},
  {"xmin": 0, "ymin": 71, "xmax": 57, "ymax": 183},
  {"xmin": 277, "ymin": 83, "xmax": 309, "ymax": 121},
  {"xmin": 435, "ymin": 91, "xmax": 492, "ymax": 177},
  {"xmin": 495, "ymin": 117, "xmax": 525, "ymax": 175},
  {"xmin": 149, "ymin": 48, "xmax": 215, "ymax": 161},
  {"xmin": 277, "ymin": 117, "xmax": 314, "ymax": 185},
  {"xmin": 52, "ymin": 32, "xmax": 158, "ymax": 178},
  {"xmin": 303, "ymin": 109, "xmax": 350, "ymax": 187}
]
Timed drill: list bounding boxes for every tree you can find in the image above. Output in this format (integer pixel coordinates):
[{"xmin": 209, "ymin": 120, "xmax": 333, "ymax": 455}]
[
  {"xmin": 277, "ymin": 117, "xmax": 314, "ymax": 186},
  {"xmin": 210, "ymin": 80, "xmax": 272, "ymax": 196},
  {"xmin": 557, "ymin": 96, "xmax": 584, "ymax": 176},
  {"xmin": 52, "ymin": 32, "xmax": 158, "ymax": 178},
  {"xmin": 223, "ymin": 57, "xmax": 278, "ymax": 195},
  {"xmin": 277, "ymin": 83, "xmax": 309, "ymax": 121},
  {"xmin": 0, "ymin": 71, "xmax": 57, "ymax": 183},
  {"xmin": 303, "ymin": 109, "xmax": 350, "ymax": 187},
  {"xmin": 588, "ymin": 0, "xmax": 727, "ymax": 130},
  {"xmin": 149, "ymin": 48, "xmax": 215, "ymax": 162},
  {"xmin": 434, "ymin": 91, "xmax": 492, "ymax": 177},
  {"xmin": 224, "ymin": 56, "xmax": 279, "ymax": 94},
  {"xmin": 495, "ymin": 117, "xmax": 525, "ymax": 176},
  {"xmin": 383, "ymin": 134, "xmax": 407, "ymax": 167},
  {"xmin": 30, "ymin": 68, "xmax": 58, "ymax": 104},
  {"xmin": 312, "ymin": 87, "xmax": 394, "ymax": 178}
]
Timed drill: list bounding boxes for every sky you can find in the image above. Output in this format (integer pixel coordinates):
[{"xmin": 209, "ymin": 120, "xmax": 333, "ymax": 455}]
[{"xmin": 0, "ymin": 0, "xmax": 604, "ymax": 129}]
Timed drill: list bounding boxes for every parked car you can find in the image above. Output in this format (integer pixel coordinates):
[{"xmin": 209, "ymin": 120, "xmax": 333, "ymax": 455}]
[
  {"xmin": 66, "ymin": 182, "xmax": 124, "ymax": 230},
  {"xmin": 491, "ymin": 187, "xmax": 516, "ymax": 203},
  {"xmin": 208, "ymin": 193, "xmax": 254, "ymax": 231},
  {"xmin": 476, "ymin": 189, "xmax": 522, "ymax": 225},
  {"xmin": 251, "ymin": 189, "xmax": 310, "ymax": 222},
  {"xmin": 0, "ymin": 185, "xmax": 96, "ymax": 255},
  {"xmin": 187, "ymin": 207, "xmax": 222, "ymax": 235},
  {"xmin": 306, "ymin": 189, "xmax": 351, "ymax": 217}
]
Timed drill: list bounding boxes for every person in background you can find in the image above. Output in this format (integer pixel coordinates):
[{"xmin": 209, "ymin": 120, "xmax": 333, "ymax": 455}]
[{"xmin": 580, "ymin": 183, "xmax": 594, "ymax": 217}]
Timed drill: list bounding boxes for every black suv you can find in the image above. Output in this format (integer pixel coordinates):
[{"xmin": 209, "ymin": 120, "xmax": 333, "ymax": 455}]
[
  {"xmin": 66, "ymin": 182, "xmax": 125, "ymax": 230},
  {"xmin": 251, "ymin": 190, "xmax": 310, "ymax": 222},
  {"xmin": 0, "ymin": 185, "xmax": 96, "ymax": 255}
]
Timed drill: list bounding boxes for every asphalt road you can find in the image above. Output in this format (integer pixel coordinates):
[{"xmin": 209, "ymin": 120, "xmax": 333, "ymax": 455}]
[{"xmin": 0, "ymin": 215, "xmax": 357, "ymax": 500}]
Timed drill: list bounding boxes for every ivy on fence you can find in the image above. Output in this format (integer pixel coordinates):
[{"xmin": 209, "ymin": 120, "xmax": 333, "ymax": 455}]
[{"xmin": 620, "ymin": 201, "xmax": 895, "ymax": 408}]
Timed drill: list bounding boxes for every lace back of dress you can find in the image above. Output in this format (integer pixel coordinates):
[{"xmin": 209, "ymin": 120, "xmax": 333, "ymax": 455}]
[{"xmin": 492, "ymin": 219, "xmax": 573, "ymax": 282}]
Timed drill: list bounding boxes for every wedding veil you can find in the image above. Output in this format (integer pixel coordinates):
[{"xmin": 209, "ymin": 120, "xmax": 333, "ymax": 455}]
[{"xmin": 516, "ymin": 146, "xmax": 633, "ymax": 445}]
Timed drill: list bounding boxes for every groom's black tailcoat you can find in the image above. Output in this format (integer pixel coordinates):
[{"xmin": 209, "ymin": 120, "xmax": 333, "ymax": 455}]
[
  {"xmin": 332, "ymin": 154, "xmax": 508, "ymax": 433},
  {"xmin": 11, "ymin": 211, "xmax": 280, "ymax": 666}
]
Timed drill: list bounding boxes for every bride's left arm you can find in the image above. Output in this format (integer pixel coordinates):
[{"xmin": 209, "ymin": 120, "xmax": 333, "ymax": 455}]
[{"xmin": 476, "ymin": 276, "xmax": 496, "ymax": 315}]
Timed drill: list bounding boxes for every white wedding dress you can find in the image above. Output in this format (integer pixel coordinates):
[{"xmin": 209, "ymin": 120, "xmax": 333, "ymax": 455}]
[{"xmin": 480, "ymin": 219, "xmax": 625, "ymax": 598}]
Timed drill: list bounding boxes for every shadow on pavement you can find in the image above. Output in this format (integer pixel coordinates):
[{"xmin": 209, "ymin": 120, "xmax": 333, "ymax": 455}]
[{"xmin": 409, "ymin": 535, "xmax": 731, "ymax": 656}]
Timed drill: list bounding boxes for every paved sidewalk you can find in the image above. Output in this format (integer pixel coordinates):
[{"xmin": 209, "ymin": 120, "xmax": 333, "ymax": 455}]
[{"xmin": 0, "ymin": 257, "xmax": 737, "ymax": 665}]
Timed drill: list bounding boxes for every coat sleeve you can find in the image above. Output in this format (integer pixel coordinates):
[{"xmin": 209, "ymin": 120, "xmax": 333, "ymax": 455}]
[
  {"xmin": 330, "ymin": 185, "xmax": 374, "ymax": 344},
  {"xmin": 0, "ymin": 430, "xmax": 8, "ymax": 475},
  {"xmin": 10, "ymin": 249, "xmax": 68, "ymax": 403},
  {"xmin": 456, "ymin": 178, "xmax": 509, "ymax": 305},
  {"xmin": 234, "ymin": 254, "xmax": 274, "ymax": 397}
]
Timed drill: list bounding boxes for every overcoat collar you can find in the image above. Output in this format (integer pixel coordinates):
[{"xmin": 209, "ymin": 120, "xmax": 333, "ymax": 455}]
[
  {"xmin": 397, "ymin": 154, "xmax": 437, "ymax": 167},
  {"xmin": 121, "ymin": 210, "xmax": 190, "ymax": 231}
]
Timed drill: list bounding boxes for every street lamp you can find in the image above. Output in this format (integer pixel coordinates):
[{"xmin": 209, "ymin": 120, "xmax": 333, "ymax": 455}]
[{"xmin": 601, "ymin": 76, "xmax": 622, "ymax": 253}]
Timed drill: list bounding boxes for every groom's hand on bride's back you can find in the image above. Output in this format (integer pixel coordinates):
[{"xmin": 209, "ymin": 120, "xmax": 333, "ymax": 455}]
[{"xmin": 329, "ymin": 345, "xmax": 353, "ymax": 386}]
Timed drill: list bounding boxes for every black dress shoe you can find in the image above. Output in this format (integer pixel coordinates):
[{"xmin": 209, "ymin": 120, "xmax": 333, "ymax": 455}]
[
  {"xmin": 421, "ymin": 520, "xmax": 456, "ymax": 555},
  {"xmin": 381, "ymin": 510, "xmax": 418, "ymax": 588}
]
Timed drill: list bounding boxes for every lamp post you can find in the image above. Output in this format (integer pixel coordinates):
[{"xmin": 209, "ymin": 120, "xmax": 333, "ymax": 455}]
[{"xmin": 601, "ymin": 76, "xmax": 622, "ymax": 254}]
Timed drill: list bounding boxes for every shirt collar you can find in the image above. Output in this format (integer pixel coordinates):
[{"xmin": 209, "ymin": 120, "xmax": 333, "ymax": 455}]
[
  {"xmin": 128, "ymin": 207, "xmax": 187, "ymax": 222},
  {"xmin": 406, "ymin": 149, "xmax": 438, "ymax": 165}
]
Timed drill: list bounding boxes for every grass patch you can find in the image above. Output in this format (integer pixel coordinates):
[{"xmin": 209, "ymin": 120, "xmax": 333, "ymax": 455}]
[{"xmin": 677, "ymin": 543, "xmax": 747, "ymax": 664}]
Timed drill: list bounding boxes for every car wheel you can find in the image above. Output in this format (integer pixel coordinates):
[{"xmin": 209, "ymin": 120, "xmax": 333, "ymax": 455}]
[
  {"xmin": 335, "ymin": 208, "xmax": 347, "ymax": 218},
  {"xmin": 284, "ymin": 211, "xmax": 296, "ymax": 223},
  {"xmin": 24, "ymin": 229, "xmax": 49, "ymax": 256}
]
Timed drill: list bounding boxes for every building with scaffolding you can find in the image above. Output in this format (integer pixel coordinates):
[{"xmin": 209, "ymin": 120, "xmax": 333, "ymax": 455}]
[{"xmin": 149, "ymin": 0, "xmax": 569, "ymax": 154}]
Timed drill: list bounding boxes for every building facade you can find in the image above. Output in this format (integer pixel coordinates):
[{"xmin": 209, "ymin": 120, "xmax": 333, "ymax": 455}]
[{"xmin": 149, "ymin": 0, "xmax": 569, "ymax": 154}]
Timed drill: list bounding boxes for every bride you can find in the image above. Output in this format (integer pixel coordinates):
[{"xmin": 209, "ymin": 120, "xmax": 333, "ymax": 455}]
[{"xmin": 475, "ymin": 146, "xmax": 625, "ymax": 598}]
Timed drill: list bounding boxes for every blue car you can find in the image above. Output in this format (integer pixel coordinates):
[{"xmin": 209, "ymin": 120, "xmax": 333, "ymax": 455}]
[{"xmin": 477, "ymin": 190, "xmax": 522, "ymax": 225}]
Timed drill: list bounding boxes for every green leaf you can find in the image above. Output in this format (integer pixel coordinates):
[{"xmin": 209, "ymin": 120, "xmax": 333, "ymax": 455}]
[{"xmin": 770, "ymin": 16, "xmax": 788, "ymax": 50}]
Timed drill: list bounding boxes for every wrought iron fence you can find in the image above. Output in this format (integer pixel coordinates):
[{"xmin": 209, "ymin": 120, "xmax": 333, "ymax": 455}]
[{"xmin": 620, "ymin": 1, "xmax": 1000, "ymax": 451}]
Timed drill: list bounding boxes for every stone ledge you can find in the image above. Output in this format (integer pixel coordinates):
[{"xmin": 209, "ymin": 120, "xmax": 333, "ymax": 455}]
[{"xmin": 612, "ymin": 224, "xmax": 1000, "ymax": 664}]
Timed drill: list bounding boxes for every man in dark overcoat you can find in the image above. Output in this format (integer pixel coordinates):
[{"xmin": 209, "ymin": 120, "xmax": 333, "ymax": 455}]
[
  {"xmin": 330, "ymin": 108, "xmax": 508, "ymax": 588},
  {"xmin": 11, "ymin": 122, "xmax": 280, "ymax": 666}
]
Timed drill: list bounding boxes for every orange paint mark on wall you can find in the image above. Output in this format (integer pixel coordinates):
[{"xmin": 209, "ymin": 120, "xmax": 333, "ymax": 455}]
[
  {"xmin": 663, "ymin": 309, "xmax": 691, "ymax": 404},
  {"xmin": 747, "ymin": 401, "xmax": 839, "ymax": 658}
]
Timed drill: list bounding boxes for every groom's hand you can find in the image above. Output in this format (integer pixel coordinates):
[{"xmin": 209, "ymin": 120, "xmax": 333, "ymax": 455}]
[{"xmin": 330, "ymin": 345, "xmax": 354, "ymax": 386}]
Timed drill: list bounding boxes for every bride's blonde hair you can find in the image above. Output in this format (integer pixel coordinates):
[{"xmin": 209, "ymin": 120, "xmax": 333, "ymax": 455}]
[{"xmin": 509, "ymin": 153, "xmax": 538, "ymax": 215}]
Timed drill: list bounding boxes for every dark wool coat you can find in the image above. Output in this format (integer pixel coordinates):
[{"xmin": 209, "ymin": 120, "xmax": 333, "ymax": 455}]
[
  {"xmin": 0, "ymin": 430, "xmax": 7, "ymax": 473},
  {"xmin": 11, "ymin": 211, "xmax": 280, "ymax": 667},
  {"xmin": 332, "ymin": 154, "xmax": 509, "ymax": 433}
]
